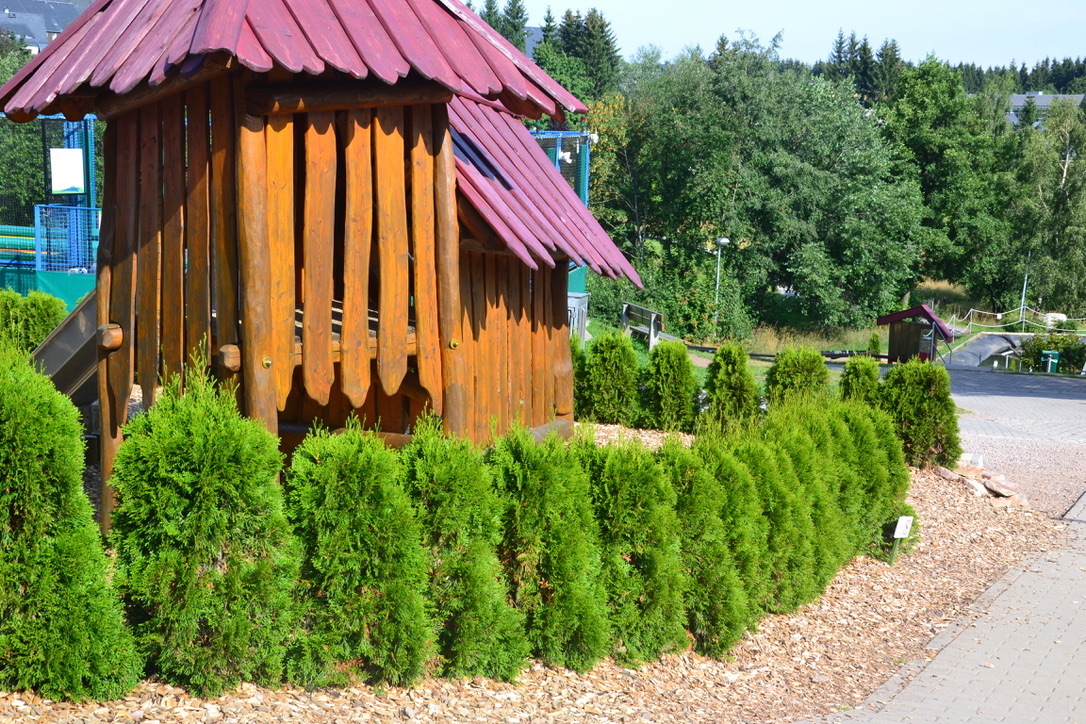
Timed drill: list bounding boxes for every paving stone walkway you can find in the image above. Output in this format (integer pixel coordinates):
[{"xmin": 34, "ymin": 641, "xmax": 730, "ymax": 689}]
[{"xmin": 797, "ymin": 367, "xmax": 1086, "ymax": 723}]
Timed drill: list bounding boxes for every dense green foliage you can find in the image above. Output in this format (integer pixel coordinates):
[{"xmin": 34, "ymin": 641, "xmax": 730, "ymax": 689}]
[
  {"xmin": 286, "ymin": 421, "xmax": 431, "ymax": 687},
  {"xmin": 0, "ymin": 289, "xmax": 67, "ymax": 354},
  {"xmin": 573, "ymin": 439, "xmax": 688, "ymax": 665},
  {"xmin": 639, "ymin": 340, "xmax": 697, "ymax": 432},
  {"xmin": 400, "ymin": 416, "xmax": 528, "ymax": 681},
  {"xmin": 764, "ymin": 346, "xmax": 830, "ymax": 405},
  {"xmin": 841, "ymin": 355, "xmax": 882, "ymax": 404},
  {"xmin": 0, "ymin": 348, "xmax": 140, "ymax": 701},
  {"xmin": 1020, "ymin": 332, "xmax": 1086, "ymax": 372},
  {"xmin": 701, "ymin": 342, "xmax": 760, "ymax": 431},
  {"xmin": 879, "ymin": 359, "xmax": 962, "ymax": 467},
  {"xmin": 487, "ymin": 428, "xmax": 610, "ymax": 672},
  {"xmin": 579, "ymin": 331, "xmax": 639, "ymax": 424},
  {"xmin": 110, "ymin": 366, "xmax": 299, "ymax": 698}
]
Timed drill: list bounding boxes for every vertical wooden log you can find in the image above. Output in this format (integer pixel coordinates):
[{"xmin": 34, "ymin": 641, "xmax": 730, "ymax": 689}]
[
  {"xmin": 433, "ymin": 105, "xmax": 467, "ymax": 436},
  {"xmin": 184, "ymin": 85, "xmax": 211, "ymax": 364},
  {"xmin": 470, "ymin": 252, "xmax": 488, "ymax": 442},
  {"xmin": 136, "ymin": 102, "xmax": 162, "ymax": 403},
  {"xmin": 410, "ymin": 104, "xmax": 442, "ymax": 414},
  {"xmin": 494, "ymin": 256, "xmax": 511, "ymax": 432},
  {"xmin": 341, "ymin": 108, "xmax": 373, "ymax": 408},
  {"xmin": 483, "ymin": 252, "xmax": 500, "ymax": 436},
  {"xmin": 303, "ymin": 111, "xmax": 336, "ymax": 406},
  {"xmin": 266, "ymin": 113, "xmax": 296, "ymax": 410},
  {"xmin": 160, "ymin": 94, "xmax": 186, "ymax": 379},
  {"xmin": 516, "ymin": 262, "xmax": 531, "ymax": 426},
  {"xmin": 96, "ymin": 121, "xmax": 119, "ymax": 534},
  {"xmin": 530, "ymin": 267, "xmax": 547, "ymax": 427},
  {"xmin": 374, "ymin": 106, "xmax": 408, "ymax": 395},
  {"xmin": 459, "ymin": 252, "xmax": 477, "ymax": 442},
  {"xmin": 237, "ymin": 110, "xmax": 278, "ymax": 433},
  {"xmin": 209, "ymin": 75, "xmax": 239, "ymax": 384},
  {"xmin": 551, "ymin": 262, "xmax": 573, "ymax": 419},
  {"xmin": 540, "ymin": 265, "xmax": 555, "ymax": 420}
]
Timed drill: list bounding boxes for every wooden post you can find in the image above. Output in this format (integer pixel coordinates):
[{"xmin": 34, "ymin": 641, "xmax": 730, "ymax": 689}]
[
  {"xmin": 374, "ymin": 106, "xmax": 409, "ymax": 395},
  {"xmin": 210, "ymin": 75, "xmax": 240, "ymax": 386},
  {"xmin": 410, "ymin": 104, "xmax": 442, "ymax": 414},
  {"xmin": 551, "ymin": 262, "xmax": 573, "ymax": 420},
  {"xmin": 341, "ymin": 108, "xmax": 373, "ymax": 409},
  {"xmin": 432, "ymin": 105, "xmax": 467, "ymax": 436},
  {"xmin": 96, "ymin": 122, "xmax": 118, "ymax": 535},
  {"xmin": 236, "ymin": 108, "xmax": 278, "ymax": 433},
  {"xmin": 302, "ymin": 111, "xmax": 336, "ymax": 406}
]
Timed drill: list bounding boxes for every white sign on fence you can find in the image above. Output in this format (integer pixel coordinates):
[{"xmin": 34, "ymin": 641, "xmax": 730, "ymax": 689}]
[{"xmin": 50, "ymin": 148, "xmax": 85, "ymax": 194}]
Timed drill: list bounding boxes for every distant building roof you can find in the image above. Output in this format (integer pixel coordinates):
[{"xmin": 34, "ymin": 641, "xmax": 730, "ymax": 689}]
[
  {"xmin": 0, "ymin": 0, "xmax": 81, "ymax": 51},
  {"xmin": 876, "ymin": 304, "xmax": 954, "ymax": 344},
  {"xmin": 1007, "ymin": 93, "xmax": 1085, "ymax": 126}
]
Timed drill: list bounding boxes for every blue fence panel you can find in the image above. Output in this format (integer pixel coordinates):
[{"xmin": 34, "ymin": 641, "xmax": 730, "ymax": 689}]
[{"xmin": 33, "ymin": 204, "xmax": 100, "ymax": 272}]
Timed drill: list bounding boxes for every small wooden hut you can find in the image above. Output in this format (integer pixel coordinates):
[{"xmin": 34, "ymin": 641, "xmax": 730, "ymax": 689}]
[
  {"xmin": 0, "ymin": 0, "xmax": 640, "ymax": 529},
  {"xmin": 876, "ymin": 304, "xmax": 955, "ymax": 362}
]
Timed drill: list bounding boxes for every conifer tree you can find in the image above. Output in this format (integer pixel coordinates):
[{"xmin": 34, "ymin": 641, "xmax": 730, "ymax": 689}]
[
  {"xmin": 0, "ymin": 348, "xmax": 141, "ymax": 701},
  {"xmin": 480, "ymin": 0, "xmax": 501, "ymax": 30},
  {"xmin": 580, "ymin": 9, "xmax": 622, "ymax": 98},
  {"xmin": 399, "ymin": 416, "xmax": 528, "ymax": 681},
  {"xmin": 111, "ymin": 363, "xmax": 299, "ymax": 698},
  {"xmin": 498, "ymin": 0, "xmax": 529, "ymax": 52},
  {"xmin": 701, "ymin": 341, "xmax": 760, "ymax": 432}
]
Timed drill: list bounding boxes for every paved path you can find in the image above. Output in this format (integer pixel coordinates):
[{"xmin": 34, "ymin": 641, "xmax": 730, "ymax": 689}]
[{"xmin": 798, "ymin": 367, "xmax": 1086, "ymax": 723}]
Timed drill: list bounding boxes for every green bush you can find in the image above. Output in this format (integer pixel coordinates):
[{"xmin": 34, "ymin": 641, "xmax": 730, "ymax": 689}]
[
  {"xmin": 0, "ymin": 289, "xmax": 67, "ymax": 354},
  {"xmin": 1020, "ymin": 332, "xmax": 1086, "ymax": 372},
  {"xmin": 765, "ymin": 346, "xmax": 829, "ymax": 405},
  {"xmin": 640, "ymin": 340, "xmax": 697, "ymax": 432},
  {"xmin": 487, "ymin": 427, "xmax": 609, "ymax": 672},
  {"xmin": 700, "ymin": 342, "xmax": 759, "ymax": 431},
  {"xmin": 841, "ymin": 355, "xmax": 881, "ymax": 405},
  {"xmin": 579, "ymin": 331, "xmax": 639, "ymax": 425},
  {"xmin": 867, "ymin": 332, "xmax": 881, "ymax": 357},
  {"xmin": 286, "ymin": 421, "xmax": 431, "ymax": 688},
  {"xmin": 574, "ymin": 439, "xmax": 688, "ymax": 665},
  {"xmin": 571, "ymin": 335, "xmax": 588, "ymax": 418},
  {"xmin": 0, "ymin": 348, "xmax": 140, "ymax": 701},
  {"xmin": 399, "ymin": 416, "xmax": 528, "ymax": 681},
  {"xmin": 879, "ymin": 359, "xmax": 962, "ymax": 468},
  {"xmin": 658, "ymin": 439, "xmax": 749, "ymax": 658},
  {"xmin": 111, "ymin": 365, "xmax": 299, "ymax": 697},
  {"xmin": 693, "ymin": 435, "xmax": 769, "ymax": 616}
]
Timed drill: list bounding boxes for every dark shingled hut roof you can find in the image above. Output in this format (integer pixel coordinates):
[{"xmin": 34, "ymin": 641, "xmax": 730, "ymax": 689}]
[
  {"xmin": 876, "ymin": 304, "xmax": 955, "ymax": 343},
  {"xmin": 0, "ymin": 0, "xmax": 584, "ymax": 120}
]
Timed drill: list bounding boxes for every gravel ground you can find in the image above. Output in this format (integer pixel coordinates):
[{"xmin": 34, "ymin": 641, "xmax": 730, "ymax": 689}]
[{"xmin": 2, "ymin": 422, "xmax": 1074, "ymax": 724}]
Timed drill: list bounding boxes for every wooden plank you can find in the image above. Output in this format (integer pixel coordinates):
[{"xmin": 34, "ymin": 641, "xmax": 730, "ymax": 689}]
[
  {"xmin": 303, "ymin": 111, "xmax": 337, "ymax": 406},
  {"xmin": 519, "ymin": 263, "xmax": 533, "ymax": 426},
  {"xmin": 236, "ymin": 109, "xmax": 278, "ymax": 433},
  {"xmin": 160, "ymin": 93, "xmax": 186, "ymax": 379},
  {"xmin": 209, "ymin": 75, "xmax": 239, "ymax": 384},
  {"xmin": 266, "ymin": 113, "xmax": 296, "ymax": 410},
  {"xmin": 496, "ymin": 255, "xmax": 512, "ymax": 431},
  {"xmin": 366, "ymin": 0, "xmax": 460, "ymax": 90},
  {"xmin": 324, "ymin": 0, "xmax": 409, "ymax": 85},
  {"xmin": 340, "ymin": 108, "xmax": 373, "ymax": 408},
  {"xmin": 87, "ymin": 0, "xmax": 173, "ymax": 87},
  {"xmin": 508, "ymin": 259, "xmax": 525, "ymax": 426},
  {"xmin": 247, "ymin": 0, "xmax": 324, "ymax": 75},
  {"xmin": 530, "ymin": 268, "xmax": 547, "ymax": 427},
  {"xmin": 108, "ymin": 113, "xmax": 139, "ymax": 431},
  {"xmin": 280, "ymin": 0, "xmax": 365, "ymax": 75},
  {"xmin": 184, "ymin": 84, "xmax": 211, "ymax": 364},
  {"xmin": 483, "ymin": 252, "xmax": 501, "ymax": 436},
  {"xmin": 433, "ymin": 105, "xmax": 467, "ymax": 436},
  {"xmin": 189, "ymin": 0, "xmax": 248, "ymax": 54},
  {"xmin": 403, "ymin": 0, "xmax": 500, "ymax": 95},
  {"xmin": 135, "ymin": 0, "xmax": 204, "ymax": 90},
  {"xmin": 540, "ymin": 265, "xmax": 554, "ymax": 420},
  {"xmin": 458, "ymin": 252, "xmax": 476, "ymax": 442},
  {"xmin": 374, "ymin": 106, "xmax": 409, "ymax": 395},
  {"xmin": 136, "ymin": 102, "xmax": 162, "ymax": 403},
  {"xmin": 469, "ymin": 252, "xmax": 488, "ymax": 443},
  {"xmin": 410, "ymin": 104, "xmax": 441, "ymax": 414},
  {"xmin": 551, "ymin": 262, "xmax": 573, "ymax": 419},
  {"xmin": 247, "ymin": 80, "xmax": 452, "ymax": 116},
  {"xmin": 96, "ymin": 121, "xmax": 119, "ymax": 535}
]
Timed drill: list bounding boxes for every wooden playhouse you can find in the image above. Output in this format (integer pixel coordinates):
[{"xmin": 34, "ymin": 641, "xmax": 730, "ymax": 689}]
[{"xmin": 0, "ymin": 0, "xmax": 640, "ymax": 529}]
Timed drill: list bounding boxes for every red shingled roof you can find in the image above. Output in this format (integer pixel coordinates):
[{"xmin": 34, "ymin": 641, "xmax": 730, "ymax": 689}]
[
  {"xmin": 876, "ymin": 304, "xmax": 955, "ymax": 343},
  {"xmin": 449, "ymin": 96, "xmax": 641, "ymax": 286},
  {"xmin": 0, "ymin": 0, "xmax": 584, "ymax": 120}
]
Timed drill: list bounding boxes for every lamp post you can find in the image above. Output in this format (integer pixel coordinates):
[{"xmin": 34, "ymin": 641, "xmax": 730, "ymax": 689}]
[
  {"xmin": 714, "ymin": 237, "xmax": 730, "ymax": 327},
  {"xmin": 1019, "ymin": 250, "xmax": 1031, "ymax": 332}
]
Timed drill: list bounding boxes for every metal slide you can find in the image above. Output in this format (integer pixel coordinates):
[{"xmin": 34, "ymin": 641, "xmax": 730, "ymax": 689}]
[{"xmin": 33, "ymin": 290, "xmax": 98, "ymax": 407}]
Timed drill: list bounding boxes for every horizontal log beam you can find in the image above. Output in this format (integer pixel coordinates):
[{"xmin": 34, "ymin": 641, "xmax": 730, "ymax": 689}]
[{"xmin": 247, "ymin": 81, "xmax": 453, "ymax": 116}]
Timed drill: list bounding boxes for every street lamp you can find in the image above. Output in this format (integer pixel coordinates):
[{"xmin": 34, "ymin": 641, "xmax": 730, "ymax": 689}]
[{"xmin": 714, "ymin": 237, "xmax": 730, "ymax": 327}]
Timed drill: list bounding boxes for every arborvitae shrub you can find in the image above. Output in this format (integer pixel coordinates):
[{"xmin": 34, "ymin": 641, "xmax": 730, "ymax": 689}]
[
  {"xmin": 879, "ymin": 359, "xmax": 962, "ymax": 467},
  {"xmin": 286, "ymin": 420, "xmax": 431, "ymax": 687},
  {"xmin": 765, "ymin": 346, "xmax": 829, "ymax": 406},
  {"xmin": 111, "ymin": 364, "xmax": 299, "ymax": 698},
  {"xmin": 571, "ymin": 335, "xmax": 588, "ymax": 419},
  {"xmin": 701, "ymin": 342, "xmax": 759, "ymax": 431},
  {"xmin": 867, "ymin": 332, "xmax": 881, "ymax": 357},
  {"xmin": 399, "ymin": 416, "xmax": 528, "ymax": 681},
  {"xmin": 488, "ymin": 427, "xmax": 609, "ymax": 672},
  {"xmin": 640, "ymin": 340, "xmax": 697, "ymax": 432},
  {"xmin": 0, "ymin": 289, "xmax": 67, "ymax": 354},
  {"xmin": 580, "ymin": 331, "xmax": 639, "ymax": 425},
  {"xmin": 658, "ymin": 439, "xmax": 749, "ymax": 658},
  {"xmin": 841, "ymin": 355, "xmax": 881, "ymax": 405},
  {"xmin": 822, "ymin": 408, "xmax": 869, "ymax": 551},
  {"xmin": 573, "ymin": 438, "xmax": 688, "ymax": 665},
  {"xmin": 849, "ymin": 403, "xmax": 913, "ymax": 558},
  {"xmin": 0, "ymin": 348, "xmax": 140, "ymax": 701},
  {"xmin": 693, "ymin": 435, "xmax": 769, "ymax": 616}
]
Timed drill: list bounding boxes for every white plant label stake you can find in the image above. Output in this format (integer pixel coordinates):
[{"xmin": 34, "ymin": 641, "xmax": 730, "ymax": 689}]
[{"xmin": 890, "ymin": 516, "xmax": 914, "ymax": 564}]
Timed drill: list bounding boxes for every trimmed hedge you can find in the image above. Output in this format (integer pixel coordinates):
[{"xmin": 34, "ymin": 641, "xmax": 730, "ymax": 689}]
[
  {"xmin": 879, "ymin": 359, "xmax": 961, "ymax": 468},
  {"xmin": 286, "ymin": 420, "xmax": 431, "ymax": 687},
  {"xmin": 0, "ymin": 289, "xmax": 67, "ymax": 354},
  {"xmin": 841, "ymin": 355, "xmax": 881, "ymax": 405},
  {"xmin": 111, "ymin": 366, "xmax": 299, "ymax": 698},
  {"xmin": 578, "ymin": 331, "xmax": 639, "ymax": 425},
  {"xmin": 0, "ymin": 348, "xmax": 140, "ymax": 701},
  {"xmin": 400, "ymin": 416, "xmax": 528, "ymax": 681},
  {"xmin": 701, "ymin": 342, "xmax": 760, "ymax": 431},
  {"xmin": 765, "ymin": 346, "xmax": 829, "ymax": 405},
  {"xmin": 639, "ymin": 340, "xmax": 697, "ymax": 432}
]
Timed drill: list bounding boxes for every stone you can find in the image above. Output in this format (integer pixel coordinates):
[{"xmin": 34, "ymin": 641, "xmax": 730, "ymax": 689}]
[
  {"xmin": 935, "ymin": 466, "xmax": 962, "ymax": 483},
  {"xmin": 991, "ymin": 494, "xmax": 1030, "ymax": 510},
  {"xmin": 982, "ymin": 474, "xmax": 1018, "ymax": 497},
  {"xmin": 963, "ymin": 478, "xmax": 988, "ymax": 497},
  {"xmin": 959, "ymin": 452, "xmax": 984, "ymax": 469}
]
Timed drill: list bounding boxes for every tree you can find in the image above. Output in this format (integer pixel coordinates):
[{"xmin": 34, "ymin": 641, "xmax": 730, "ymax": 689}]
[
  {"xmin": 498, "ymin": 0, "xmax": 528, "ymax": 52},
  {"xmin": 874, "ymin": 39, "xmax": 904, "ymax": 102},
  {"xmin": 479, "ymin": 0, "xmax": 501, "ymax": 30},
  {"xmin": 580, "ymin": 9, "xmax": 622, "ymax": 98}
]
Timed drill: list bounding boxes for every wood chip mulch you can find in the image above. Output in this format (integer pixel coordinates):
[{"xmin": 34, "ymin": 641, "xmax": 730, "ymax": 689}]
[{"xmin": 0, "ymin": 430, "xmax": 1067, "ymax": 724}]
